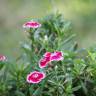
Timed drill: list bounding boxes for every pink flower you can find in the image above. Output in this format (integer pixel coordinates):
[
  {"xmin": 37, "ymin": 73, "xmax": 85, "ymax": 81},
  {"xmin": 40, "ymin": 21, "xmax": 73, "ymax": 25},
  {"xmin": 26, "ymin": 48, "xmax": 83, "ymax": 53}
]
[
  {"xmin": 23, "ymin": 21, "xmax": 41, "ymax": 28},
  {"xmin": 39, "ymin": 51, "xmax": 64, "ymax": 68},
  {"xmin": 27, "ymin": 71, "xmax": 45, "ymax": 84},
  {"xmin": 39, "ymin": 56, "xmax": 51, "ymax": 68},
  {"xmin": 43, "ymin": 52, "xmax": 52, "ymax": 57},
  {"xmin": 50, "ymin": 51, "xmax": 64, "ymax": 61},
  {"xmin": 0, "ymin": 55, "xmax": 6, "ymax": 61}
]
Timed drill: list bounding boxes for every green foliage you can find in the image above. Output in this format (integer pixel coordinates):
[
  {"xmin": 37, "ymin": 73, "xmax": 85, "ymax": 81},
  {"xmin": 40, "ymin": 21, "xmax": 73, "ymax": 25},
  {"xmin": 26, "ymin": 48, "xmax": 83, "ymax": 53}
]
[{"xmin": 0, "ymin": 13, "xmax": 96, "ymax": 96}]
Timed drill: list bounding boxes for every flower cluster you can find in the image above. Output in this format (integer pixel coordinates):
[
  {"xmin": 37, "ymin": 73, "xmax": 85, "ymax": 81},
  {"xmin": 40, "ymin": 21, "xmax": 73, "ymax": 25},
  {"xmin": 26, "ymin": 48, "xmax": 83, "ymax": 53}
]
[
  {"xmin": 24, "ymin": 21, "xmax": 64, "ymax": 84},
  {"xmin": 39, "ymin": 51, "xmax": 63, "ymax": 68}
]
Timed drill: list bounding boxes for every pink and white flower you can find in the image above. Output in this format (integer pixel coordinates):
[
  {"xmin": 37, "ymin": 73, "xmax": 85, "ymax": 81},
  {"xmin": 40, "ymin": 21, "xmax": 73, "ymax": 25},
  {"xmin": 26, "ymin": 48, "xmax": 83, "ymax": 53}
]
[
  {"xmin": 0, "ymin": 55, "xmax": 6, "ymax": 61},
  {"xmin": 39, "ymin": 51, "xmax": 64, "ymax": 68},
  {"xmin": 43, "ymin": 52, "xmax": 52, "ymax": 57},
  {"xmin": 23, "ymin": 21, "xmax": 41, "ymax": 28},
  {"xmin": 27, "ymin": 71, "xmax": 45, "ymax": 84},
  {"xmin": 39, "ymin": 56, "xmax": 51, "ymax": 68},
  {"xmin": 50, "ymin": 51, "xmax": 64, "ymax": 61}
]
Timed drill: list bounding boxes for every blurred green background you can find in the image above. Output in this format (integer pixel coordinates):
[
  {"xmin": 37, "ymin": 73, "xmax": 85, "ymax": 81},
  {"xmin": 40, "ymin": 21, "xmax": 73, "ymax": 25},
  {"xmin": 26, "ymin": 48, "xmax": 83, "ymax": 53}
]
[{"xmin": 0, "ymin": 0, "xmax": 96, "ymax": 58}]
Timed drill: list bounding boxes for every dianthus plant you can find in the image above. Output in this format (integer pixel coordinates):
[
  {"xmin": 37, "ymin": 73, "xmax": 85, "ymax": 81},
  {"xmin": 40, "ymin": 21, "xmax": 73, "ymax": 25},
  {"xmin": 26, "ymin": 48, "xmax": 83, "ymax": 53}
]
[{"xmin": 21, "ymin": 13, "xmax": 76, "ymax": 96}]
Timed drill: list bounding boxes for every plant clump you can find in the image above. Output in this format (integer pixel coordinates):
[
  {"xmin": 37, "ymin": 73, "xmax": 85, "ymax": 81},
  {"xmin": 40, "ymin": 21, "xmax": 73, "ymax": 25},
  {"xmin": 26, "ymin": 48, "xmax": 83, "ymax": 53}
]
[{"xmin": 0, "ymin": 13, "xmax": 96, "ymax": 96}]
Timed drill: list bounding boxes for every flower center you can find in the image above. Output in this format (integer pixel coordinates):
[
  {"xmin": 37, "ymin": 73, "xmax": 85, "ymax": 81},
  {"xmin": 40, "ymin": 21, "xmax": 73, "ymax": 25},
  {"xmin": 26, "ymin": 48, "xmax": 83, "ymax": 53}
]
[{"xmin": 33, "ymin": 74, "xmax": 38, "ymax": 78}]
